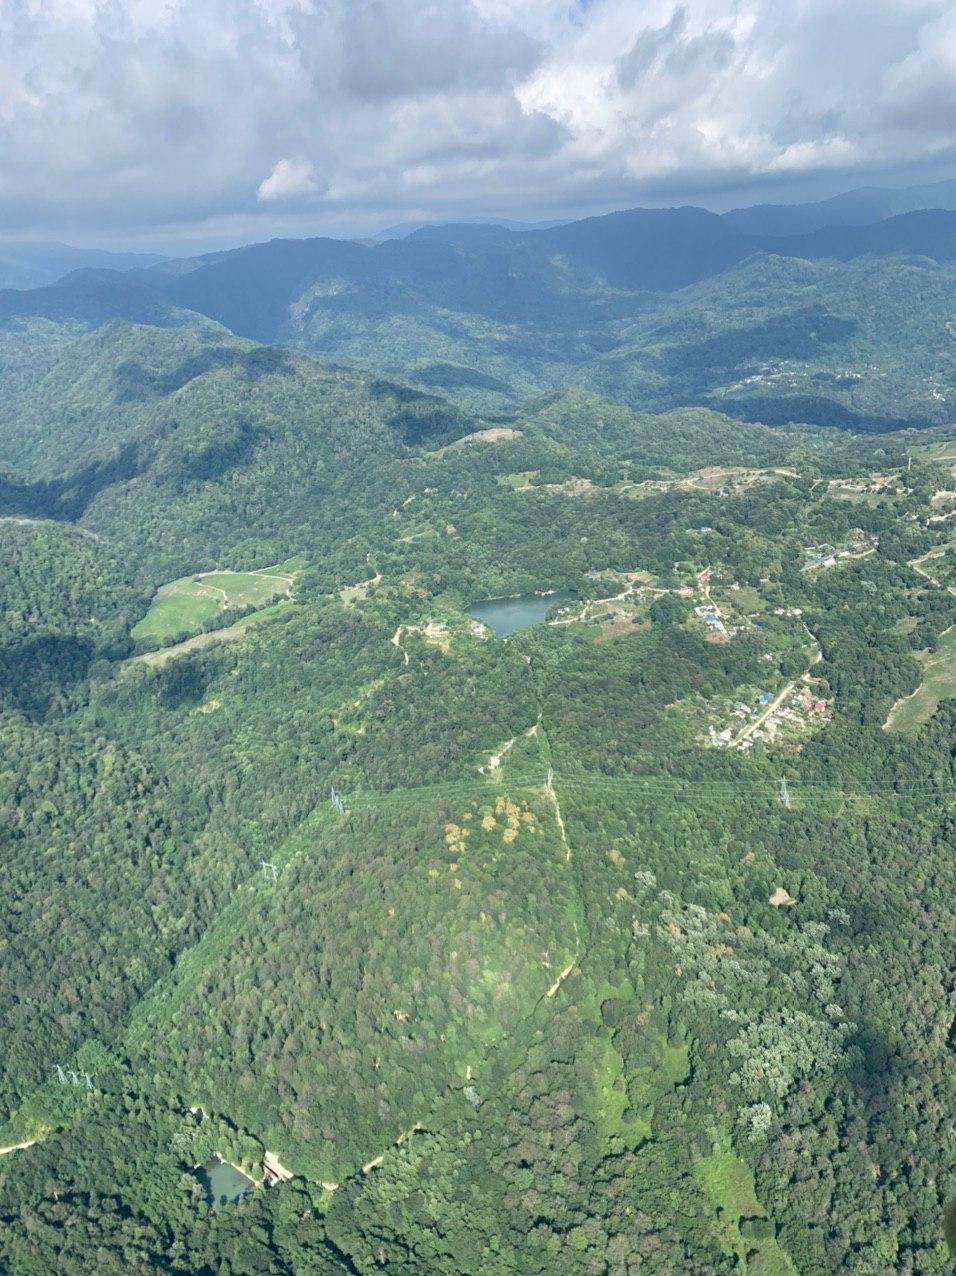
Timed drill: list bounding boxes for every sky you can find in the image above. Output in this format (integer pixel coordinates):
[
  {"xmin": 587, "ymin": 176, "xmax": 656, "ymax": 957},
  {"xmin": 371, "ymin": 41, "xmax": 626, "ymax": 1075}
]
[{"xmin": 1, "ymin": 0, "xmax": 955, "ymax": 251}]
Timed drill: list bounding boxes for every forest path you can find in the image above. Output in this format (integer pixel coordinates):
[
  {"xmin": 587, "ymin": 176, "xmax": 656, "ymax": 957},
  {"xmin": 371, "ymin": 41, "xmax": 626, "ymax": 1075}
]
[
  {"xmin": 908, "ymin": 551, "xmax": 956, "ymax": 594},
  {"xmin": 0, "ymin": 1138, "xmax": 39, "ymax": 1156},
  {"xmin": 544, "ymin": 769, "xmax": 570, "ymax": 861},
  {"xmin": 487, "ymin": 736, "xmax": 516, "ymax": 771},
  {"xmin": 390, "ymin": 625, "xmax": 409, "ymax": 665}
]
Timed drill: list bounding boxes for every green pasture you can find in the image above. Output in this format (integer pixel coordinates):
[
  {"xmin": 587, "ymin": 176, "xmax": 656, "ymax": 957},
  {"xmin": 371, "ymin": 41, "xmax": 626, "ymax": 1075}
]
[{"xmin": 132, "ymin": 564, "xmax": 300, "ymax": 645}]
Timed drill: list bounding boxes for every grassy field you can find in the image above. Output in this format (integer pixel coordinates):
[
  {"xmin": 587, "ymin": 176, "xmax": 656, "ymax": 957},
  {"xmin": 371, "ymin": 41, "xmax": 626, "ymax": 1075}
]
[
  {"xmin": 132, "ymin": 562, "xmax": 302, "ymax": 645},
  {"xmin": 131, "ymin": 607, "xmax": 286, "ymax": 668},
  {"xmin": 884, "ymin": 625, "xmax": 956, "ymax": 732},
  {"xmin": 694, "ymin": 1147, "xmax": 796, "ymax": 1273},
  {"xmin": 914, "ymin": 438, "xmax": 956, "ymax": 464},
  {"xmin": 496, "ymin": 470, "xmax": 538, "ymax": 488}
]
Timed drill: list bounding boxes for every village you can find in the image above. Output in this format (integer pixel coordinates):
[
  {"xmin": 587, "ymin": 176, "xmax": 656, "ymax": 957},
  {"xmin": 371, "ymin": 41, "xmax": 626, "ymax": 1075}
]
[
  {"xmin": 702, "ymin": 675, "xmax": 832, "ymax": 752},
  {"xmin": 546, "ymin": 562, "xmax": 833, "ymax": 753}
]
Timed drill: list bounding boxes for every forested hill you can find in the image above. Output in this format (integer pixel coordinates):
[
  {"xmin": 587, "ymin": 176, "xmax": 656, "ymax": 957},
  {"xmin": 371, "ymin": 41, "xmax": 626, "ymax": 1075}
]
[
  {"xmin": 0, "ymin": 322, "xmax": 483, "ymax": 581},
  {"xmin": 0, "ymin": 315, "xmax": 954, "ymax": 1272},
  {"xmin": 1, "ymin": 202, "xmax": 956, "ymax": 428}
]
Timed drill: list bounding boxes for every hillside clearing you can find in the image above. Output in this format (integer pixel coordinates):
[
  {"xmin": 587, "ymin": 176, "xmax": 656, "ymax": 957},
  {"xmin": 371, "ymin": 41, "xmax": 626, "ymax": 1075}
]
[
  {"xmin": 130, "ymin": 605, "xmax": 287, "ymax": 667},
  {"xmin": 132, "ymin": 565, "xmax": 300, "ymax": 645},
  {"xmin": 694, "ymin": 1148, "xmax": 795, "ymax": 1273},
  {"xmin": 884, "ymin": 625, "xmax": 956, "ymax": 732},
  {"xmin": 427, "ymin": 427, "xmax": 522, "ymax": 457}
]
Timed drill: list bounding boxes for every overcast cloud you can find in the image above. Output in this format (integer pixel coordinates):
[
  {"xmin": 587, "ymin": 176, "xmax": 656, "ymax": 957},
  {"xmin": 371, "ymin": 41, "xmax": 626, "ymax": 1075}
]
[{"xmin": 1, "ymin": 0, "xmax": 955, "ymax": 246}]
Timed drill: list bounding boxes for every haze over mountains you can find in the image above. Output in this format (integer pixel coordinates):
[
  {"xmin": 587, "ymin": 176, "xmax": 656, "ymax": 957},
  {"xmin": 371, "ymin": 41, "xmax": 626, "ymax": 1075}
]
[
  {"xmin": 2, "ymin": 179, "xmax": 956, "ymax": 435},
  {"xmin": 0, "ymin": 243, "xmax": 167, "ymax": 292}
]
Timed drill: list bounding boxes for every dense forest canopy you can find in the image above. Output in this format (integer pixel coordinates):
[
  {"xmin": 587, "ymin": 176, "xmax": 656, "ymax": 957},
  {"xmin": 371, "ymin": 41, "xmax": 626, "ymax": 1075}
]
[{"xmin": 1, "ymin": 195, "xmax": 955, "ymax": 1275}]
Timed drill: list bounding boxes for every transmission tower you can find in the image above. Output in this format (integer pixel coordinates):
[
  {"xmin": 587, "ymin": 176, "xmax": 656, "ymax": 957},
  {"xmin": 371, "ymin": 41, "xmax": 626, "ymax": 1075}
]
[
  {"xmin": 260, "ymin": 861, "xmax": 279, "ymax": 882},
  {"xmin": 330, "ymin": 785, "xmax": 347, "ymax": 817},
  {"xmin": 779, "ymin": 777, "xmax": 791, "ymax": 810},
  {"xmin": 52, "ymin": 1064, "xmax": 67, "ymax": 1084},
  {"xmin": 80, "ymin": 1072, "xmax": 94, "ymax": 1090},
  {"xmin": 66, "ymin": 1069, "xmax": 80, "ymax": 1086},
  {"xmin": 546, "ymin": 767, "xmax": 554, "ymax": 791}
]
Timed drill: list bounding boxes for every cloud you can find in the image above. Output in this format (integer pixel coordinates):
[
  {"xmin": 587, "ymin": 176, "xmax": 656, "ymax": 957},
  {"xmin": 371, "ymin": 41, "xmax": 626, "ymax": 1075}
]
[
  {"xmin": 0, "ymin": 0, "xmax": 953, "ymax": 243},
  {"xmin": 334, "ymin": 0, "xmax": 543, "ymax": 101},
  {"xmin": 257, "ymin": 158, "xmax": 319, "ymax": 202}
]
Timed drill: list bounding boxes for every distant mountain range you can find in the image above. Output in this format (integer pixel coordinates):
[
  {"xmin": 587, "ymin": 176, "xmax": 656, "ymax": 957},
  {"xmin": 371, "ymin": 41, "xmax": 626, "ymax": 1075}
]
[
  {"xmin": 723, "ymin": 176, "xmax": 956, "ymax": 235},
  {"xmin": 0, "ymin": 241, "xmax": 166, "ymax": 291},
  {"xmin": 2, "ymin": 179, "xmax": 956, "ymax": 433},
  {"xmin": 6, "ymin": 204, "xmax": 956, "ymax": 331}
]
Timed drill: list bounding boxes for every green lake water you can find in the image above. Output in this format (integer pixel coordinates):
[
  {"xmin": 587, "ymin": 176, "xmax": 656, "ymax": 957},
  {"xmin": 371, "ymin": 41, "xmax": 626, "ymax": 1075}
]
[
  {"xmin": 195, "ymin": 1159, "xmax": 254, "ymax": 1208},
  {"xmin": 468, "ymin": 590, "xmax": 574, "ymax": 637}
]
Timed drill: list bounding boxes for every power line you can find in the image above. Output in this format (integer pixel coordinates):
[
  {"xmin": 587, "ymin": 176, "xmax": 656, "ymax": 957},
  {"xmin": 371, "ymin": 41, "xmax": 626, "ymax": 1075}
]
[{"xmin": 329, "ymin": 771, "xmax": 955, "ymax": 818}]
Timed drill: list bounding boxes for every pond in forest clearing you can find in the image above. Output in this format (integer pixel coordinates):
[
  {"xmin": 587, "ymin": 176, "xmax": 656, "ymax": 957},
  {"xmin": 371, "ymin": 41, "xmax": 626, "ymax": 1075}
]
[
  {"xmin": 194, "ymin": 1158, "xmax": 255, "ymax": 1208},
  {"xmin": 468, "ymin": 590, "xmax": 574, "ymax": 637}
]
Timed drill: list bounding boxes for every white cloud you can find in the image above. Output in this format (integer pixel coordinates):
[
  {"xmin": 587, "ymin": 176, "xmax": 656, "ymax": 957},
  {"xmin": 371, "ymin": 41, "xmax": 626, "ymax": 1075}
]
[
  {"xmin": 257, "ymin": 158, "xmax": 319, "ymax": 201},
  {"xmin": 0, "ymin": 0, "xmax": 953, "ymax": 241}
]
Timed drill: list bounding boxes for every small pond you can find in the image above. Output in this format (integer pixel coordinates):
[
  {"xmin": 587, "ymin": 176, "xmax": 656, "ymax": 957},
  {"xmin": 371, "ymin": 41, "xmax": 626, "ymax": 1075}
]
[
  {"xmin": 468, "ymin": 590, "xmax": 575, "ymax": 637},
  {"xmin": 194, "ymin": 1158, "xmax": 255, "ymax": 1209}
]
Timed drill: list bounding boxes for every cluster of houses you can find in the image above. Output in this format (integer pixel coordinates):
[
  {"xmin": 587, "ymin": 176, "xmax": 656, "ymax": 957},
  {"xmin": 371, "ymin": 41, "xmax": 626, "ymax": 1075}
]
[
  {"xmin": 693, "ymin": 595, "xmax": 755, "ymax": 641},
  {"xmin": 803, "ymin": 530, "xmax": 878, "ymax": 571},
  {"xmin": 829, "ymin": 477, "xmax": 911, "ymax": 496},
  {"xmin": 706, "ymin": 685, "xmax": 830, "ymax": 751},
  {"xmin": 695, "ymin": 602, "xmax": 727, "ymax": 636}
]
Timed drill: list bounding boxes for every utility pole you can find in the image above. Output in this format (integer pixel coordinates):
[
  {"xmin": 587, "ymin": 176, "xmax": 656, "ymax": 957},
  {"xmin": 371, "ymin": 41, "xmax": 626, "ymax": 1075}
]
[
  {"xmin": 260, "ymin": 861, "xmax": 278, "ymax": 882},
  {"xmin": 779, "ymin": 777, "xmax": 791, "ymax": 810}
]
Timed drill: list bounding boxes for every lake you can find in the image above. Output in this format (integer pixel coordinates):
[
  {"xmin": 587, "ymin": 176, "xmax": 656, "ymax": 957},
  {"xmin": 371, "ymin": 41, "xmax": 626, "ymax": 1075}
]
[
  {"xmin": 468, "ymin": 590, "xmax": 575, "ymax": 637},
  {"xmin": 194, "ymin": 1158, "xmax": 255, "ymax": 1209}
]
